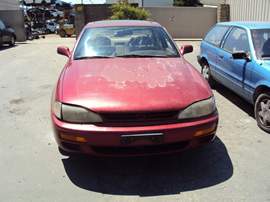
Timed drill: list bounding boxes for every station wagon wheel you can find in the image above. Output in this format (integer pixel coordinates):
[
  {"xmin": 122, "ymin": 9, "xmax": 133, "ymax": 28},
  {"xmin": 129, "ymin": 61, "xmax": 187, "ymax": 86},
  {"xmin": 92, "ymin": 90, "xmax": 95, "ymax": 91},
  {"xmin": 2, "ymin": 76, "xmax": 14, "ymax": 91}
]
[
  {"xmin": 255, "ymin": 92, "xmax": 270, "ymax": 133},
  {"xmin": 9, "ymin": 36, "xmax": 15, "ymax": 47},
  {"xmin": 201, "ymin": 62, "xmax": 215, "ymax": 87}
]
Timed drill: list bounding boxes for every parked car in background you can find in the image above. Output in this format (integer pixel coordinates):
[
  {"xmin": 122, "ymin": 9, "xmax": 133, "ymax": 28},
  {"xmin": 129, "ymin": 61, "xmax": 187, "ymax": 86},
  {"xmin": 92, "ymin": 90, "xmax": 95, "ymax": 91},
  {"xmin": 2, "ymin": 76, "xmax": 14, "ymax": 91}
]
[
  {"xmin": 27, "ymin": 8, "xmax": 51, "ymax": 19},
  {"xmin": 197, "ymin": 21, "xmax": 270, "ymax": 132},
  {"xmin": 51, "ymin": 20, "xmax": 219, "ymax": 156},
  {"xmin": 51, "ymin": 0, "xmax": 73, "ymax": 9},
  {"xmin": 50, "ymin": 9, "xmax": 64, "ymax": 18},
  {"xmin": 23, "ymin": 0, "xmax": 51, "ymax": 5},
  {"xmin": 46, "ymin": 21, "xmax": 58, "ymax": 34},
  {"xmin": 0, "ymin": 20, "xmax": 16, "ymax": 47}
]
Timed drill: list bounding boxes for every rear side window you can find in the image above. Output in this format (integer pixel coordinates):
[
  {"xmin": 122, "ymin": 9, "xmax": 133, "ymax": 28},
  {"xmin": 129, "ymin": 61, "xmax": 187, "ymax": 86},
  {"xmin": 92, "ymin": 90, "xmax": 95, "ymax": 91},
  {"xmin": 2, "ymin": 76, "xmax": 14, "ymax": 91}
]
[{"xmin": 204, "ymin": 25, "xmax": 230, "ymax": 46}]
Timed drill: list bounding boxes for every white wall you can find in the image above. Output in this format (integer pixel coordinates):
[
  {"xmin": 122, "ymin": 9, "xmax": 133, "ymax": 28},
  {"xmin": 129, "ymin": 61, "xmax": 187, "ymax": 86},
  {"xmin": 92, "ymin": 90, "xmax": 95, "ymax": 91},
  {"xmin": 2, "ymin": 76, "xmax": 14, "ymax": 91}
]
[
  {"xmin": 0, "ymin": 0, "xmax": 20, "ymax": 10},
  {"xmin": 200, "ymin": 0, "xmax": 224, "ymax": 6},
  {"xmin": 148, "ymin": 7, "xmax": 217, "ymax": 38}
]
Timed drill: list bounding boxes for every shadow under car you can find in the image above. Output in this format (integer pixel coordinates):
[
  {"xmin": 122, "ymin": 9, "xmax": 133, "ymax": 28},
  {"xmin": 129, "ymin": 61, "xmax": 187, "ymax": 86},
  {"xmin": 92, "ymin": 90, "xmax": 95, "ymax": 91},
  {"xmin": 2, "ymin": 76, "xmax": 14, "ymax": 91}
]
[{"xmin": 61, "ymin": 136, "xmax": 233, "ymax": 196}]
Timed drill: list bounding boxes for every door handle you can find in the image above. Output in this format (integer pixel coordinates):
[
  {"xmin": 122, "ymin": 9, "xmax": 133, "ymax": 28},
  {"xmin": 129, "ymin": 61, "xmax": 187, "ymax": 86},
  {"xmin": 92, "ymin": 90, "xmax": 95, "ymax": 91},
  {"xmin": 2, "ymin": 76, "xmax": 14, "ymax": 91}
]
[{"xmin": 219, "ymin": 54, "xmax": 223, "ymax": 58}]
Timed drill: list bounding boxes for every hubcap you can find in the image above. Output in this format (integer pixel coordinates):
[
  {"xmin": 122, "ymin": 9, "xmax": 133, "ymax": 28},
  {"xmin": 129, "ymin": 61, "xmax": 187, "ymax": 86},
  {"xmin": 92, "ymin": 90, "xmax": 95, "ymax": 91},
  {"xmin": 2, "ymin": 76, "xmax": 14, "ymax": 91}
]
[
  {"xmin": 202, "ymin": 65, "xmax": 209, "ymax": 81},
  {"xmin": 258, "ymin": 99, "xmax": 270, "ymax": 128}
]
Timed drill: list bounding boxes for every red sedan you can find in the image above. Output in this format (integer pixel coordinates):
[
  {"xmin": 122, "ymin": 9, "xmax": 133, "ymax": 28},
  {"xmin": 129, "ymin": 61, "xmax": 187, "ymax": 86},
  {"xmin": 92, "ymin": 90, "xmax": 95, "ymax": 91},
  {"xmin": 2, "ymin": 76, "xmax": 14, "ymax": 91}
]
[{"xmin": 51, "ymin": 20, "xmax": 218, "ymax": 156}]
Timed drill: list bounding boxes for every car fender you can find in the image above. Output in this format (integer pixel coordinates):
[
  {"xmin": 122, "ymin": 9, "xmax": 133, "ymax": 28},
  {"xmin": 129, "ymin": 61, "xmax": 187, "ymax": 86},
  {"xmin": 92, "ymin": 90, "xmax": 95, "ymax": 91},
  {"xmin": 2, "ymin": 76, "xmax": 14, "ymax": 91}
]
[
  {"xmin": 253, "ymin": 80, "xmax": 270, "ymax": 102},
  {"xmin": 198, "ymin": 41, "xmax": 218, "ymax": 70}
]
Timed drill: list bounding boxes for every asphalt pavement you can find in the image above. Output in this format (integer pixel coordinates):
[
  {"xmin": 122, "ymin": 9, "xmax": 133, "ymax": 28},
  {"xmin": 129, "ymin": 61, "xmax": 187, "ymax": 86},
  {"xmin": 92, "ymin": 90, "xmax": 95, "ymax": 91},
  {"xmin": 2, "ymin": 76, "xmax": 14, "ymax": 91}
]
[{"xmin": 0, "ymin": 34, "xmax": 269, "ymax": 201}]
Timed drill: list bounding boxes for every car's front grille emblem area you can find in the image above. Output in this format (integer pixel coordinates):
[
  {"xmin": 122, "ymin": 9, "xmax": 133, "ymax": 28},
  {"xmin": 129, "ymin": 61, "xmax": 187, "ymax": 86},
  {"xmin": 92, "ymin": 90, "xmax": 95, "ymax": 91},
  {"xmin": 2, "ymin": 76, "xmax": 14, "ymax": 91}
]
[
  {"xmin": 135, "ymin": 113, "xmax": 146, "ymax": 120},
  {"xmin": 101, "ymin": 111, "xmax": 178, "ymax": 122}
]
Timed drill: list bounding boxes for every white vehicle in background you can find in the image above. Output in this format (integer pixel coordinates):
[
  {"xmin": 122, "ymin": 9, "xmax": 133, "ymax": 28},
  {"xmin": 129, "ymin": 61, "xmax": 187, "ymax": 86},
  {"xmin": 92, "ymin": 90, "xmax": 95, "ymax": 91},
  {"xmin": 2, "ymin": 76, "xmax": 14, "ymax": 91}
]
[
  {"xmin": 51, "ymin": 0, "xmax": 73, "ymax": 8},
  {"xmin": 50, "ymin": 9, "xmax": 64, "ymax": 18},
  {"xmin": 23, "ymin": 0, "xmax": 51, "ymax": 5},
  {"xmin": 46, "ymin": 21, "xmax": 58, "ymax": 34}
]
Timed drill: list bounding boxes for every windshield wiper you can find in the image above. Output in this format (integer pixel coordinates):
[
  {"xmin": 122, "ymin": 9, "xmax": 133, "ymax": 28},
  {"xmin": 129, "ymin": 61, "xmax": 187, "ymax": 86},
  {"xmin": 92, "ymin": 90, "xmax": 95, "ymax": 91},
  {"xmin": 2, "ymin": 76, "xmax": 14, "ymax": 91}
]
[
  {"xmin": 74, "ymin": 56, "xmax": 114, "ymax": 60},
  {"xmin": 262, "ymin": 55, "xmax": 270, "ymax": 58},
  {"xmin": 117, "ymin": 54, "xmax": 168, "ymax": 58}
]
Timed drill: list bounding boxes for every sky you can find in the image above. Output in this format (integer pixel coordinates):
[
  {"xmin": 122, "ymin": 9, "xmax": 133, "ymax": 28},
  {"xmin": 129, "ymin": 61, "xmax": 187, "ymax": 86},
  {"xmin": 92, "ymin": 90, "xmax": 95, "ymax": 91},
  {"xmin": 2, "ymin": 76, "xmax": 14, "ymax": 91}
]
[{"xmin": 66, "ymin": 0, "xmax": 106, "ymax": 4}]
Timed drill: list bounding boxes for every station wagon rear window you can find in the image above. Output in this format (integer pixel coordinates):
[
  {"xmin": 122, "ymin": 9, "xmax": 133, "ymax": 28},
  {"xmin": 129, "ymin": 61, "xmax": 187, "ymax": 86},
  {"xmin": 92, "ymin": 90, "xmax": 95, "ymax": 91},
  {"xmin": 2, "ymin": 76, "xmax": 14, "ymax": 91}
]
[{"xmin": 204, "ymin": 25, "xmax": 230, "ymax": 46}]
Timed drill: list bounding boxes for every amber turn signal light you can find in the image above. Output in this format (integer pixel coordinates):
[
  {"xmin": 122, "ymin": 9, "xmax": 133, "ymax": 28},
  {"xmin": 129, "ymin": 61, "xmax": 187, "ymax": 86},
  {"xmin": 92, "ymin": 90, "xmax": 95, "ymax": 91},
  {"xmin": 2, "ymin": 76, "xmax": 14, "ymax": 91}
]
[
  {"xmin": 60, "ymin": 133, "xmax": 87, "ymax": 143},
  {"xmin": 194, "ymin": 126, "xmax": 216, "ymax": 136}
]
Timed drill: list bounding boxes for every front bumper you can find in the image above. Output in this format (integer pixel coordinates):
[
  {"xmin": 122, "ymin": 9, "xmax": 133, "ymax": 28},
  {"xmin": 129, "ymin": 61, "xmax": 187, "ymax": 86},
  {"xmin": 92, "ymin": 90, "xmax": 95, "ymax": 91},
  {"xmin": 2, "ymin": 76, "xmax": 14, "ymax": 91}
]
[{"xmin": 51, "ymin": 110, "xmax": 218, "ymax": 156}]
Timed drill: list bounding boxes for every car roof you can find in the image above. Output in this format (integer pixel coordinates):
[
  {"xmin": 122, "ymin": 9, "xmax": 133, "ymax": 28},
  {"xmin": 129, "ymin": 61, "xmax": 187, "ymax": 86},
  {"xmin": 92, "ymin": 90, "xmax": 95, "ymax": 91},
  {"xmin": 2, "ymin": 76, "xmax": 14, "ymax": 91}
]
[
  {"xmin": 84, "ymin": 20, "xmax": 162, "ymax": 28},
  {"xmin": 217, "ymin": 21, "xmax": 270, "ymax": 29}
]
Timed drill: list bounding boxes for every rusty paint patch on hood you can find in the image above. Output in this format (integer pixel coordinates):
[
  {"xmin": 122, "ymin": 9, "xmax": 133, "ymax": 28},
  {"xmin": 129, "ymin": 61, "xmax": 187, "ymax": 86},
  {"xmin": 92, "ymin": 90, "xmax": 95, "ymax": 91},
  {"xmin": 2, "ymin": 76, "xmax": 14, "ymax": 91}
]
[{"xmin": 100, "ymin": 60, "xmax": 174, "ymax": 88}]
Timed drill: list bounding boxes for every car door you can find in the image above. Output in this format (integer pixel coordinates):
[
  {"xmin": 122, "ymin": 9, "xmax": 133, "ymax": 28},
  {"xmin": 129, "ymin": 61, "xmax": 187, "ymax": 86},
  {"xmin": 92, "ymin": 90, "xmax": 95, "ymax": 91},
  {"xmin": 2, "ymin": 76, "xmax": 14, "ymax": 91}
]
[{"xmin": 215, "ymin": 27, "xmax": 253, "ymax": 99}]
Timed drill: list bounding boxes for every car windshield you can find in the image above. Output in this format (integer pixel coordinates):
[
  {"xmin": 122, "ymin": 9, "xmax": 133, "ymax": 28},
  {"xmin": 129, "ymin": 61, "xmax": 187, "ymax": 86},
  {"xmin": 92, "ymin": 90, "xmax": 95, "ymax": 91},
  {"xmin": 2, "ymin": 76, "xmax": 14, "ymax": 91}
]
[
  {"xmin": 251, "ymin": 29, "xmax": 270, "ymax": 60},
  {"xmin": 73, "ymin": 26, "xmax": 180, "ymax": 59},
  {"xmin": 0, "ymin": 20, "xmax": 5, "ymax": 29}
]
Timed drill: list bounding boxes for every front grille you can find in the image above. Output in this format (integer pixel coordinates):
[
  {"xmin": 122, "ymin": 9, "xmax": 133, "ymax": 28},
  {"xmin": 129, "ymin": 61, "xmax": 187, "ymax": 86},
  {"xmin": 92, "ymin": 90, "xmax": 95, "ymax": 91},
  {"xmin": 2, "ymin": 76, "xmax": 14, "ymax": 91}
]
[{"xmin": 101, "ymin": 111, "xmax": 179, "ymax": 122}]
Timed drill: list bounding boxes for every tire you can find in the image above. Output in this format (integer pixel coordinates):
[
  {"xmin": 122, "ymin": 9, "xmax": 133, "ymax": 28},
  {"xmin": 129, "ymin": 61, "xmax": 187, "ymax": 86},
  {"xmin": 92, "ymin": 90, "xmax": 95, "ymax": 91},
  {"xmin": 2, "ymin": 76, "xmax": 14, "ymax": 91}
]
[
  {"xmin": 255, "ymin": 92, "xmax": 270, "ymax": 133},
  {"xmin": 201, "ymin": 62, "xmax": 215, "ymax": 87},
  {"xmin": 59, "ymin": 30, "xmax": 66, "ymax": 37},
  {"xmin": 45, "ymin": 29, "xmax": 50, "ymax": 34},
  {"xmin": 9, "ymin": 36, "xmax": 15, "ymax": 47},
  {"xmin": 58, "ymin": 147, "xmax": 72, "ymax": 156}
]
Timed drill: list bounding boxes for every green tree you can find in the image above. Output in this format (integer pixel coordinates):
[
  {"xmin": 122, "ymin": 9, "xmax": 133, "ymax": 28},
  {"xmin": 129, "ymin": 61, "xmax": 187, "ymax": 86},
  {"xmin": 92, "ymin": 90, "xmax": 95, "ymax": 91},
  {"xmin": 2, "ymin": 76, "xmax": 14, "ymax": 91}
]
[
  {"xmin": 109, "ymin": 0, "xmax": 151, "ymax": 21},
  {"xmin": 173, "ymin": 0, "xmax": 202, "ymax": 7},
  {"xmin": 173, "ymin": 0, "xmax": 185, "ymax": 6}
]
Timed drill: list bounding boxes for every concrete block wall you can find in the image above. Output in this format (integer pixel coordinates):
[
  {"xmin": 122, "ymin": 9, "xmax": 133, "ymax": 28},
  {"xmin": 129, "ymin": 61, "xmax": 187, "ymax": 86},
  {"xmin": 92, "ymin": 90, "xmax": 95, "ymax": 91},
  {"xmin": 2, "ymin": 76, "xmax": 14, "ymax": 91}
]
[
  {"xmin": 75, "ymin": 4, "xmax": 113, "ymax": 37},
  {"xmin": 75, "ymin": 4, "xmax": 217, "ymax": 39},
  {"xmin": 0, "ymin": 10, "xmax": 25, "ymax": 41}
]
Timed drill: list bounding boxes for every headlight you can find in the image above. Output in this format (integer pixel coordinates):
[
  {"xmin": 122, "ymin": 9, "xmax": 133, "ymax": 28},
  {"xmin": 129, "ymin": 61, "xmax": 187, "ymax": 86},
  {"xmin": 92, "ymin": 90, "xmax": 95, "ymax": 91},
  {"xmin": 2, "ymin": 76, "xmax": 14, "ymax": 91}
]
[
  {"xmin": 52, "ymin": 101, "xmax": 103, "ymax": 123},
  {"xmin": 178, "ymin": 97, "xmax": 216, "ymax": 119}
]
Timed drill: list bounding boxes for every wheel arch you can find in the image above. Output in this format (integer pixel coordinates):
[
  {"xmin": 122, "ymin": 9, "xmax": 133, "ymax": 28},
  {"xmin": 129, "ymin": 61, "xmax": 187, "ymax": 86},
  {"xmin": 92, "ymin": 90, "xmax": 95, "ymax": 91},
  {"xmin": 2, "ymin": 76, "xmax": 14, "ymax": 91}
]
[
  {"xmin": 198, "ymin": 56, "xmax": 208, "ymax": 67},
  {"xmin": 253, "ymin": 85, "xmax": 270, "ymax": 104}
]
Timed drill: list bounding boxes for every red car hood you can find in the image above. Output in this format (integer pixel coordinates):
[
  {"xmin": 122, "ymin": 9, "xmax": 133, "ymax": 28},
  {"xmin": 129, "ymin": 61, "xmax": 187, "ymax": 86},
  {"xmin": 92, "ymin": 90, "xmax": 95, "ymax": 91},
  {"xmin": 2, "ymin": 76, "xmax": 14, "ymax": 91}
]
[{"xmin": 58, "ymin": 58, "xmax": 212, "ymax": 113}]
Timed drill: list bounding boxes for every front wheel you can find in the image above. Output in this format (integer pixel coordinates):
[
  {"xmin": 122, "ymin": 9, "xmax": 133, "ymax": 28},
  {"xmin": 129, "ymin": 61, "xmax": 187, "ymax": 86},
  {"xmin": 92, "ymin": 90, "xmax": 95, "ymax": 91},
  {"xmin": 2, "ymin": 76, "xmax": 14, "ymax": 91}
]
[
  {"xmin": 9, "ymin": 36, "xmax": 15, "ymax": 47},
  {"xmin": 201, "ymin": 62, "xmax": 215, "ymax": 87},
  {"xmin": 59, "ymin": 30, "xmax": 66, "ymax": 37},
  {"xmin": 255, "ymin": 92, "xmax": 270, "ymax": 133}
]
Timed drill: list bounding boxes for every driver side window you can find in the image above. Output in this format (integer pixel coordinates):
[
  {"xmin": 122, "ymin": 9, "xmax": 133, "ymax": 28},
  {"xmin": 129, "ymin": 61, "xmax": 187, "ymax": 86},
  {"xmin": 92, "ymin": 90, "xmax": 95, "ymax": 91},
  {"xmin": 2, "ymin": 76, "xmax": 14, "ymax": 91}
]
[{"xmin": 223, "ymin": 27, "xmax": 250, "ymax": 53}]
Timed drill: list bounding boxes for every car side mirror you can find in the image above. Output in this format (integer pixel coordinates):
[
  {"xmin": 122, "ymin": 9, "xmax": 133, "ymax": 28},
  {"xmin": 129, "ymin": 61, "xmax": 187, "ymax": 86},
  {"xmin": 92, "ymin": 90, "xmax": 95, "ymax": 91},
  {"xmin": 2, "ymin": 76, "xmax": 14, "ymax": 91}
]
[
  {"xmin": 57, "ymin": 46, "xmax": 71, "ymax": 58},
  {"xmin": 180, "ymin": 45, "xmax": 193, "ymax": 55},
  {"xmin": 232, "ymin": 51, "xmax": 251, "ymax": 62}
]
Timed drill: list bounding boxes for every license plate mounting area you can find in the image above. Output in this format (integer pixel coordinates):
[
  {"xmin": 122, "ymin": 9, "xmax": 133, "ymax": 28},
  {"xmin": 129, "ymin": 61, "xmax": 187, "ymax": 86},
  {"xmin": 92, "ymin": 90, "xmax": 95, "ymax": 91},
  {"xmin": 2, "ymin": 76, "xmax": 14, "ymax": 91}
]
[{"xmin": 121, "ymin": 133, "xmax": 163, "ymax": 145}]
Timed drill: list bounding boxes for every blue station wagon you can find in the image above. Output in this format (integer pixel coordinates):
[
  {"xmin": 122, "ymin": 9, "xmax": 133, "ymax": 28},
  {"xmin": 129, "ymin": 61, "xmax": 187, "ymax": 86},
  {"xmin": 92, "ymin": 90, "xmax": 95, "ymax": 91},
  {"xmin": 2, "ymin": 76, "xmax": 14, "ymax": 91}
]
[{"xmin": 197, "ymin": 21, "xmax": 270, "ymax": 132}]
